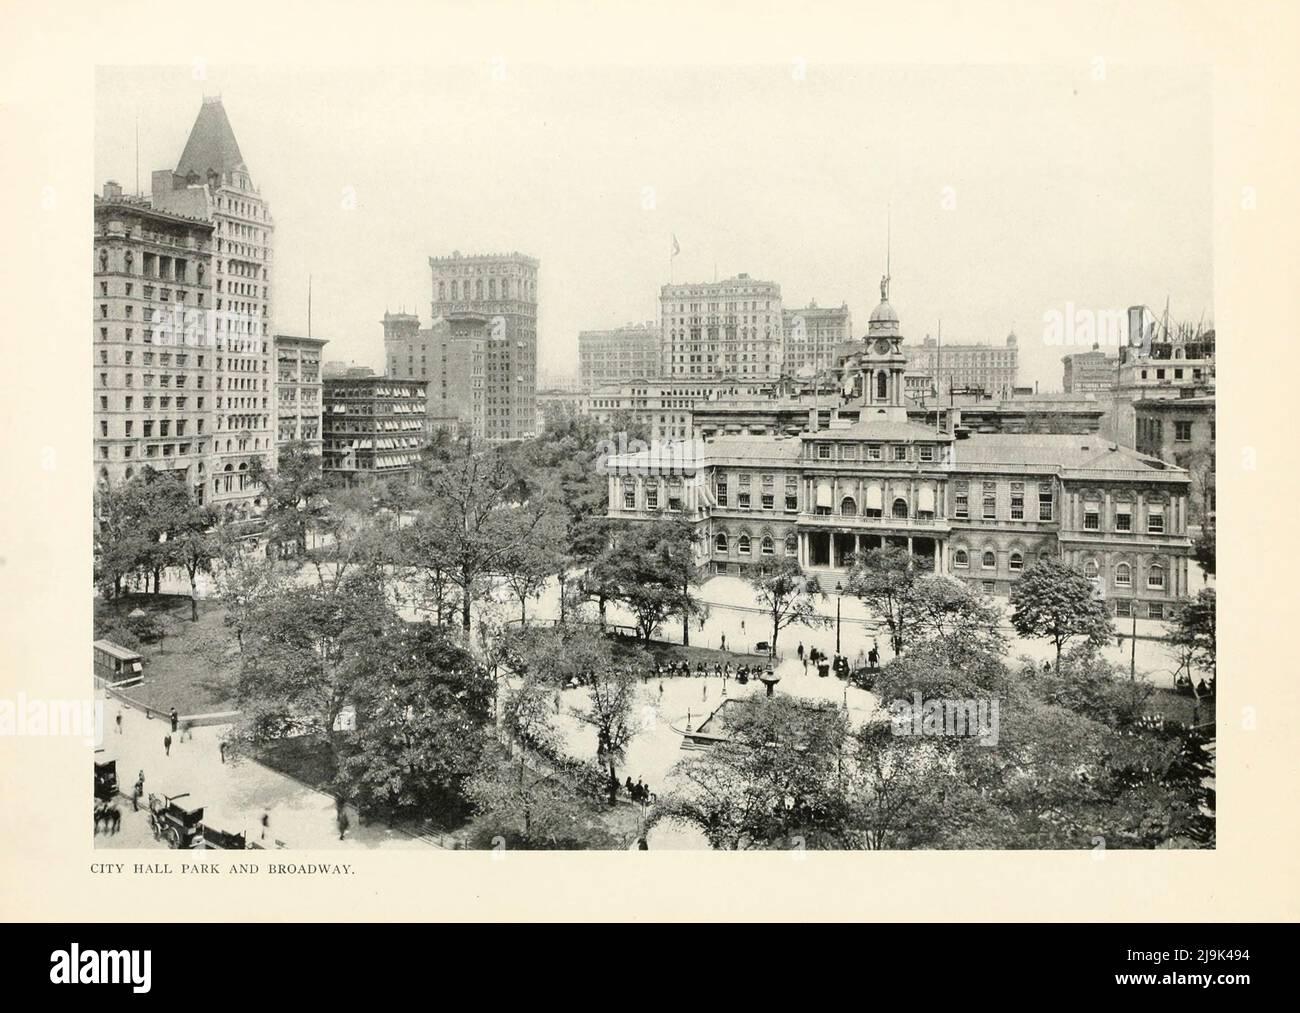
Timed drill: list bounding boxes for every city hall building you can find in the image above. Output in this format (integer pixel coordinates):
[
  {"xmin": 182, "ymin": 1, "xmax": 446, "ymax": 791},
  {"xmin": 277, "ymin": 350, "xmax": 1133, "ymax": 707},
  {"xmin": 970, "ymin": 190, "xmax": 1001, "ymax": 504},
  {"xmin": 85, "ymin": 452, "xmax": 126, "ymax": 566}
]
[{"xmin": 607, "ymin": 283, "xmax": 1195, "ymax": 618}]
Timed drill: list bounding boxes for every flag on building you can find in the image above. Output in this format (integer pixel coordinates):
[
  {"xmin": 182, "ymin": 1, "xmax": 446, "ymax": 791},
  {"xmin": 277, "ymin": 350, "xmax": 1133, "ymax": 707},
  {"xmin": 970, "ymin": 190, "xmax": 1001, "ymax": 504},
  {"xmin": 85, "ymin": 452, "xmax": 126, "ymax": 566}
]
[{"xmin": 671, "ymin": 233, "xmax": 680, "ymax": 258}]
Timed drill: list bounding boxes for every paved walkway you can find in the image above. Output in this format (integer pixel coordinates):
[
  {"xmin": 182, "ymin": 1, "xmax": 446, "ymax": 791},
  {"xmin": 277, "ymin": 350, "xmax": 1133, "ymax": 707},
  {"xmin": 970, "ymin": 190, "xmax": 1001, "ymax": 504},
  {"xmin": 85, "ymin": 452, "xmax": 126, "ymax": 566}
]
[{"xmin": 96, "ymin": 693, "xmax": 429, "ymax": 851}]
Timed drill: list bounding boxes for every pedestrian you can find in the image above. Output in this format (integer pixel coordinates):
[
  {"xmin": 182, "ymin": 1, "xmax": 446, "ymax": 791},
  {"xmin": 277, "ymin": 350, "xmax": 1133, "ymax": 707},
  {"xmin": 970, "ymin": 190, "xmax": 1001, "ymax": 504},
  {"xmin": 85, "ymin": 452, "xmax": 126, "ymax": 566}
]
[
  {"xmin": 702, "ymin": 682, "xmax": 708, "ymax": 701},
  {"xmin": 163, "ymin": 733, "xmax": 172, "ymax": 756},
  {"xmin": 337, "ymin": 808, "xmax": 350, "ymax": 841},
  {"xmin": 219, "ymin": 739, "xmax": 227, "ymax": 764},
  {"xmin": 720, "ymin": 633, "xmax": 727, "ymax": 652},
  {"xmin": 868, "ymin": 645, "xmax": 879, "ymax": 668},
  {"xmin": 740, "ymin": 619, "xmax": 745, "ymax": 634},
  {"xmin": 169, "ymin": 708, "xmax": 178, "ymax": 734},
  {"xmin": 261, "ymin": 812, "xmax": 270, "ymax": 840},
  {"xmin": 635, "ymin": 777, "xmax": 646, "ymax": 802},
  {"xmin": 624, "ymin": 775, "xmax": 635, "ymax": 796},
  {"xmin": 797, "ymin": 642, "xmax": 805, "ymax": 662},
  {"xmin": 115, "ymin": 710, "xmax": 122, "ymax": 735},
  {"xmin": 658, "ymin": 681, "xmax": 664, "ymax": 698},
  {"xmin": 181, "ymin": 720, "xmax": 193, "ymax": 742}
]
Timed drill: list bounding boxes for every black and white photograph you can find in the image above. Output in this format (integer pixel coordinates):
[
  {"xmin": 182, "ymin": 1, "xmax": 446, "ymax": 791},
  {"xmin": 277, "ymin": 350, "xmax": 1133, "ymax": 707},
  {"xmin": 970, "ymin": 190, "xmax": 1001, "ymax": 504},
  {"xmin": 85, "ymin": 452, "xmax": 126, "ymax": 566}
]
[
  {"xmin": 3, "ymin": 0, "xmax": 1299, "ymax": 955},
  {"xmin": 86, "ymin": 57, "xmax": 1217, "ymax": 853}
]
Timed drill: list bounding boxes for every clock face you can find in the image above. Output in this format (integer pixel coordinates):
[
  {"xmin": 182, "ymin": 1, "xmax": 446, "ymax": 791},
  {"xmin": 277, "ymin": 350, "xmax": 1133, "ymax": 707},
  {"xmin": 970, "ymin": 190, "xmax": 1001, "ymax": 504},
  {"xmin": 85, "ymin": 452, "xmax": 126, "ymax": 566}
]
[{"xmin": 875, "ymin": 338, "xmax": 892, "ymax": 355}]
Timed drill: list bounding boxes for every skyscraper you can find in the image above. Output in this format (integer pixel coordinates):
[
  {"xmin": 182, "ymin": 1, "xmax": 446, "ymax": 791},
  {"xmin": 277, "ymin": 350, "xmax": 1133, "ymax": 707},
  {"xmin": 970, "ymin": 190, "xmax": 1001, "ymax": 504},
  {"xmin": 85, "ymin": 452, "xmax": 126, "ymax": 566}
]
[
  {"xmin": 152, "ymin": 97, "xmax": 275, "ymax": 516},
  {"xmin": 660, "ymin": 274, "xmax": 784, "ymax": 380},
  {"xmin": 428, "ymin": 251, "xmax": 538, "ymax": 441},
  {"xmin": 93, "ymin": 181, "xmax": 215, "ymax": 499}
]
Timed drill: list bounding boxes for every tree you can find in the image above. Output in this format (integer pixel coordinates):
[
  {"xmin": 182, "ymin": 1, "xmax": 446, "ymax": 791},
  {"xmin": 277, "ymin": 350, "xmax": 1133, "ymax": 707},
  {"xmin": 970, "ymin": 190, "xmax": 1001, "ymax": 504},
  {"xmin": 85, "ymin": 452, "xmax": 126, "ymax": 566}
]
[
  {"xmin": 1010, "ymin": 557, "xmax": 1114, "ymax": 670},
  {"xmin": 844, "ymin": 545, "xmax": 920, "ymax": 656},
  {"xmin": 235, "ymin": 571, "xmax": 397, "ymax": 769},
  {"xmin": 1168, "ymin": 588, "xmax": 1216, "ymax": 679},
  {"xmin": 417, "ymin": 440, "xmax": 552, "ymax": 633},
  {"xmin": 591, "ymin": 520, "xmax": 682, "ymax": 641},
  {"xmin": 465, "ymin": 742, "xmax": 620, "ymax": 850},
  {"xmin": 250, "ymin": 440, "xmax": 326, "ymax": 559},
  {"xmin": 335, "ymin": 622, "xmax": 494, "ymax": 819},
  {"xmin": 171, "ymin": 504, "xmax": 220, "ymax": 621},
  {"xmin": 655, "ymin": 697, "xmax": 851, "ymax": 849},
  {"xmin": 746, "ymin": 556, "xmax": 827, "ymax": 658},
  {"xmin": 907, "ymin": 574, "xmax": 1006, "ymax": 652},
  {"xmin": 213, "ymin": 541, "xmax": 285, "ymax": 654},
  {"xmin": 94, "ymin": 476, "xmax": 155, "ymax": 599},
  {"xmin": 1193, "ymin": 524, "xmax": 1216, "ymax": 577},
  {"xmin": 525, "ymin": 405, "xmax": 619, "ymax": 625},
  {"xmin": 512, "ymin": 626, "xmax": 643, "ymax": 802},
  {"xmin": 498, "ymin": 512, "xmax": 563, "ymax": 626}
]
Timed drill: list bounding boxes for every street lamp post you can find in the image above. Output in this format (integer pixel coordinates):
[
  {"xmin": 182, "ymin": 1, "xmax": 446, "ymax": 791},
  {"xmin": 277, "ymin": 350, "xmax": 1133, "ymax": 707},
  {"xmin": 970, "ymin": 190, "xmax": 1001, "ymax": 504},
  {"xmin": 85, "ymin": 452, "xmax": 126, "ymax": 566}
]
[{"xmin": 834, "ymin": 579, "xmax": 843, "ymax": 655}]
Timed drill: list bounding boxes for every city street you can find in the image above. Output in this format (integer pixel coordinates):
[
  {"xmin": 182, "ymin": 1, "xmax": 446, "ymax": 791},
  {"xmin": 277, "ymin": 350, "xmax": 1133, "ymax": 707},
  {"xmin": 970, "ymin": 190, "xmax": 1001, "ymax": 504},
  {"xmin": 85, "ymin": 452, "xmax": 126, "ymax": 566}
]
[{"xmin": 94, "ymin": 693, "xmax": 430, "ymax": 851}]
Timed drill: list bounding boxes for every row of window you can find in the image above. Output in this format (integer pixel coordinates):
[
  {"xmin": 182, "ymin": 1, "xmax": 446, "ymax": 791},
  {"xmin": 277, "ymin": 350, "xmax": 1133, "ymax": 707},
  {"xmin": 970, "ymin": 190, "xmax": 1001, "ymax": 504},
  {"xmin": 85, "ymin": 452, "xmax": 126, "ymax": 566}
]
[
  {"xmin": 714, "ymin": 531, "xmax": 798, "ymax": 556},
  {"xmin": 814, "ymin": 443, "xmax": 940, "ymax": 463}
]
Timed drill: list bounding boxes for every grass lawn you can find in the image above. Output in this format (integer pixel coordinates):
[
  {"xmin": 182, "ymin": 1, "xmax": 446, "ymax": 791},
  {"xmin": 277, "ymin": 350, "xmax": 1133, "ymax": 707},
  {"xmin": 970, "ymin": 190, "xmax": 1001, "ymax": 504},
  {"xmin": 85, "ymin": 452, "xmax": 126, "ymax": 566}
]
[{"xmin": 96, "ymin": 593, "xmax": 241, "ymax": 715}]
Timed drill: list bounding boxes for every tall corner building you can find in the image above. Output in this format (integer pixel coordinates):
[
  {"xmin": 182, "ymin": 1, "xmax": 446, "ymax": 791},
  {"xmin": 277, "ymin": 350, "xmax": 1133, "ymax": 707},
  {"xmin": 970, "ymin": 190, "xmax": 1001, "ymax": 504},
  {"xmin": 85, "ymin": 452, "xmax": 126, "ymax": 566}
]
[
  {"xmin": 93, "ymin": 181, "xmax": 215, "ymax": 499},
  {"xmin": 428, "ymin": 251, "xmax": 538, "ymax": 441},
  {"xmin": 151, "ymin": 96, "xmax": 275, "ymax": 516},
  {"xmin": 660, "ymin": 273, "xmax": 784, "ymax": 380}
]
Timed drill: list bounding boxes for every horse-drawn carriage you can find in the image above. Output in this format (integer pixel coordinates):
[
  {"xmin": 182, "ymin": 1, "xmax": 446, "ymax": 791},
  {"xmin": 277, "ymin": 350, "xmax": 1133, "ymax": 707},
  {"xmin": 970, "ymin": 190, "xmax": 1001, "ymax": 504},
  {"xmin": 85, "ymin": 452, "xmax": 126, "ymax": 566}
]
[
  {"xmin": 147, "ymin": 792, "xmax": 205, "ymax": 849},
  {"xmin": 94, "ymin": 759, "xmax": 118, "ymax": 802}
]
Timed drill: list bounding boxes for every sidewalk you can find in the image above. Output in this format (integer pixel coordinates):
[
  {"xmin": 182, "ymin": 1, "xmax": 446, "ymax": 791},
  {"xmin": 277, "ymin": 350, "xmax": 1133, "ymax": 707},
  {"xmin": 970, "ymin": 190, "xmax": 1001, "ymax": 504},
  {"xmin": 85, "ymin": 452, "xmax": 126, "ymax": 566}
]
[{"xmin": 96, "ymin": 693, "xmax": 430, "ymax": 850}]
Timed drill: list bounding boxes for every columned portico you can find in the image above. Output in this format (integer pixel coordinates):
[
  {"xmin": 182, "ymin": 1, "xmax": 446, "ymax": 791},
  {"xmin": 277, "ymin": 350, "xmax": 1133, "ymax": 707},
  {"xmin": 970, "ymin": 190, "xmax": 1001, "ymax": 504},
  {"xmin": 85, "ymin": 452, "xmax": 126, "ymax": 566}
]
[{"xmin": 799, "ymin": 528, "xmax": 946, "ymax": 575}]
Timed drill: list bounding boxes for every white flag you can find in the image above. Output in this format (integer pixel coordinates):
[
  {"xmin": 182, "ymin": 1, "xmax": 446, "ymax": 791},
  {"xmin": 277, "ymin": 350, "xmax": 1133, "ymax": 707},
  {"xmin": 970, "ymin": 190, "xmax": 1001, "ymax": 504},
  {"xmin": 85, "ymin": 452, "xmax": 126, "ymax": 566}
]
[{"xmin": 671, "ymin": 233, "xmax": 680, "ymax": 258}]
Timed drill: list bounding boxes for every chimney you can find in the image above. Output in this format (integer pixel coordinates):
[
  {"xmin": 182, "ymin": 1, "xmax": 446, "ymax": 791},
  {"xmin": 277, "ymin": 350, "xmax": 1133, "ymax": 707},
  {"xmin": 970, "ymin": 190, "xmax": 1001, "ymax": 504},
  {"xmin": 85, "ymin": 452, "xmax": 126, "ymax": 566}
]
[{"xmin": 103, "ymin": 180, "xmax": 123, "ymax": 200}]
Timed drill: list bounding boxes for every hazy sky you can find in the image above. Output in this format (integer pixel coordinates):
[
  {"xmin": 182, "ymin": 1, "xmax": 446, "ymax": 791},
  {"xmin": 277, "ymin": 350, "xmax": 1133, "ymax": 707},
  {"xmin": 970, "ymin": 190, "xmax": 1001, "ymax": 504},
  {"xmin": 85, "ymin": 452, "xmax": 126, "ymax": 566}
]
[{"xmin": 95, "ymin": 63, "xmax": 1212, "ymax": 390}]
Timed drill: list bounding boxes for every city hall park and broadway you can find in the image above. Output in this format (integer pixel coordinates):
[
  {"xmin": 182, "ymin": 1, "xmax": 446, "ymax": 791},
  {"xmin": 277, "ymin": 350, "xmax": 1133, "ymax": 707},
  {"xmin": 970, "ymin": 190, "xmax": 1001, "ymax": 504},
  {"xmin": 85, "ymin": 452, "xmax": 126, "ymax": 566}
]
[
  {"xmin": 95, "ymin": 572, "xmax": 1211, "ymax": 815},
  {"xmin": 93, "ymin": 586, "xmax": 780, "ymax": 845}
]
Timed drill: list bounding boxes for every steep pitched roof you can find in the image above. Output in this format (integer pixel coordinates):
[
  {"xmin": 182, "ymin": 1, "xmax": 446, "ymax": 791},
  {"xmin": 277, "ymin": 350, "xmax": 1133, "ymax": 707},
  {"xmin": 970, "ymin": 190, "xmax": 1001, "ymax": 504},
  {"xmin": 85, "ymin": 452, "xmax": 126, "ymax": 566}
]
[{"xmin": 176, "ymin": 99, "xmax": 248, "ymax": 183}]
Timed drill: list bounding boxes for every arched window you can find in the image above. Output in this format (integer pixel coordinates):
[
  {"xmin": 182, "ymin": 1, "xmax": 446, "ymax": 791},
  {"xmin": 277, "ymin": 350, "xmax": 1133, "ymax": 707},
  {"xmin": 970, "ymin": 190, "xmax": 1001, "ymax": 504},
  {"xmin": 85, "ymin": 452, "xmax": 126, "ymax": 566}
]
[
  {"xmin": 1083, "ymin": 559, "xmax": 1099, "ymax": 578},
  {"xmin": 785, "ymin": 533, "xmax": 798, "ymax": 556},
  {"xmin": 840, "ymin": 496, "xmax": 857, "ymax": 516},
  {"xmin": 1147, "ymin": 564, "xmax": 1166, "ymax": 589},
  {"xmin": 953, "ymin": 548, "xmax": 969, "ymax": 568},
  {"xmin": 715, "ymin": 532, "xmax": 728, "ymax": 553},
  {"xmin": 982, "ymin": 550, "xmax": 996, "ymax": 569},
  {"xmin": 1009, "ymin": 552, "xmax": 1024, "ymax": 572},
  {"xmin": 761, "ymin": 536, "xmax": 775, "ymax": 555},
  {"xmin": 876, "ymin": 370, "xmax": 888, "ymax": 399},
  {"xmin": 1115, "ymin": 562, "xmax": 1132, "ymax": 587},
  {"xmin": 738, "ymin": 534, "xmax": 751, "ymax": 555},
  {"xmin": 892, "ymin": 497, "xmax": 908, "ymax": 519}
]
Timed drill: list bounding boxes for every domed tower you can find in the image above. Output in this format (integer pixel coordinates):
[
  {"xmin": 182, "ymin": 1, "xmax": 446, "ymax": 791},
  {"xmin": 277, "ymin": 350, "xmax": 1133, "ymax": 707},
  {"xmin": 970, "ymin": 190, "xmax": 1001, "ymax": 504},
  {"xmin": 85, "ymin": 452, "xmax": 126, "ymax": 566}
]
[{"xmin": 861, "ymin": 273, "xmax": 908, "ymax": 413}]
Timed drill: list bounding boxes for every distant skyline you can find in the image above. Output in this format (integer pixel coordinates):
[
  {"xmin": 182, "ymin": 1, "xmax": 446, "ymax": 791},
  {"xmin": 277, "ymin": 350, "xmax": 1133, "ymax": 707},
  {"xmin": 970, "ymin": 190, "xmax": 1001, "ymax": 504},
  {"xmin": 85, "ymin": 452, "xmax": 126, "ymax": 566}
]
[{"xmin": 95, "ymin": 63, "xmax": 1212, "ymax": 391}]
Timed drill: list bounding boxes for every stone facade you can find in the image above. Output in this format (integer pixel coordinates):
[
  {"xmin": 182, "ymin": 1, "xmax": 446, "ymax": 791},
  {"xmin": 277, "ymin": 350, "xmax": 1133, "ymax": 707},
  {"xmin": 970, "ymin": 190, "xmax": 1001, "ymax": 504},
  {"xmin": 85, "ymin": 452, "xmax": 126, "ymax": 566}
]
[
  {"xmin": 660, "ymin": 274, "xmax": 783, "ymax": 379},
  {"xmin": 429, "ymin": 251, "xmax": 538, "ymax": 441},
  {"xmin": 608, "ymin": 280, "xmax": 1194, "ymax": 619},
  {"xmin": 273, "ymin": 335, "xmax": 326, "ymax": 454},
  {"xmin": 93, "ymin": 185, "xmax": 215, "ymax": 501},
  {"xmin": 578, "ymin": 322, "xmax": 659, "ymax": 388}
]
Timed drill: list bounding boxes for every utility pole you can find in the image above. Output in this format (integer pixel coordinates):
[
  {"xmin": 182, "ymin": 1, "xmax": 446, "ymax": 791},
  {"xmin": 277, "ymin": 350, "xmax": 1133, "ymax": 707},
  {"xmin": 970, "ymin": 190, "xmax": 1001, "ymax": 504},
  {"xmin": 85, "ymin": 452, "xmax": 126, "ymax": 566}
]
[{"xmin": 1129, "ymin": 602, "xmax": 1137, "ymax": 681}]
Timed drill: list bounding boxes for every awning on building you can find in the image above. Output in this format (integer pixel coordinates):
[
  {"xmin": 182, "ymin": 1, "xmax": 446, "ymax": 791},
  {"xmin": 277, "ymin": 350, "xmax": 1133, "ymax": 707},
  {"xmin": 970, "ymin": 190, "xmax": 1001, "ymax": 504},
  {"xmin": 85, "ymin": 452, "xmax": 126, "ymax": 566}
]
[
  {"xmin": 918, "ymin": 485, "xmax": 935, "ymax": 512},
  {"xmin": 816, "ymin": 482, "xmax": 833, "ymax": 509},
  {"xmin": 865, "ymin": 484, "xmax": 883, "ymax": 511},
  {"xmin": 1148, "ymin": 502, "xmax": 1164, "ymax": 515}
]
